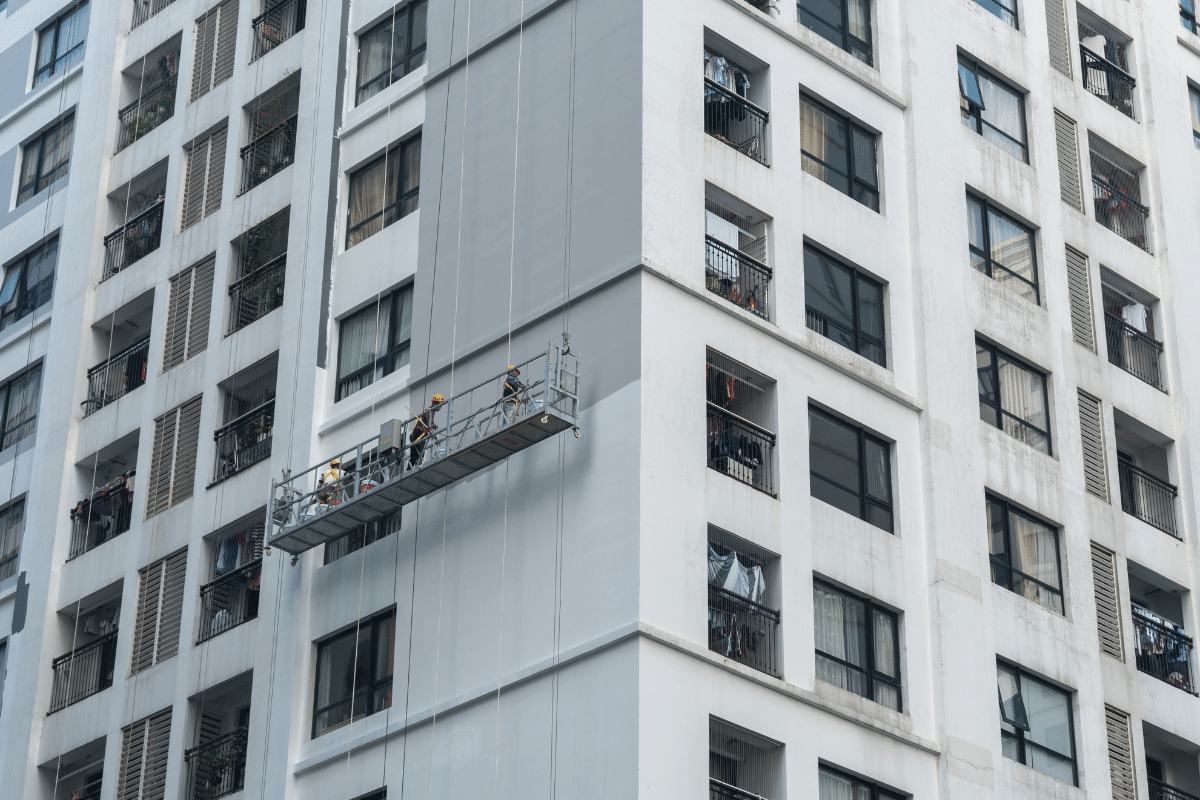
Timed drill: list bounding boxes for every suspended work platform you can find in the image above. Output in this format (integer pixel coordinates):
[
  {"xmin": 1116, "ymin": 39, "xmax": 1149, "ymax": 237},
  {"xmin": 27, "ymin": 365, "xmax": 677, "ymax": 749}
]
[{"xmin": 267, "ymin": 342, "xmax": 581, "ymax": 555}]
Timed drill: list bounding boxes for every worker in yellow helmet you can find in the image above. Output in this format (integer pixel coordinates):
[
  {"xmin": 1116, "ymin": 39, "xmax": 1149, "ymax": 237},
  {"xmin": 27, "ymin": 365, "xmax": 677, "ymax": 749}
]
[
  {"xmin": 502, "ymin": 365, "xmax": 524, "ymax": 423},
  {"xmin": 317, "ymin": 457, "xmax": 343, "ymax": 504},
  {"xmin": 408, "ymin": 394, "xmax": 445, "ymax": 469}
]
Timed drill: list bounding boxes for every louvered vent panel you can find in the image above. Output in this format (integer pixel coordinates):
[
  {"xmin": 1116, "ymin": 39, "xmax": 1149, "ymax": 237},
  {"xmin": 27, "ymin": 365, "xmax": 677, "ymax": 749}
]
[
  {"xmin": 1079, "ymin": 390, "xmax": 1109, "ymax": 501},
  {"xmin": 187, "ymin": 256, "xmax": 215, "ymax": 359},
  {"xmin": 1066, "ymin": 246, "xmax": 1096, "ymax": 352},
  {"xmin": 213, "ymin": 0, "xmax": 239, "ymax": 87},
  {"xmin": 130, "ymin": 559, "xmax": 164, "ymax": 675},
  {"xmin": 1046, "ymin": 0, "xmax": 1072, "ymax": 78},
  {"xmin": 115, "ymin": 716, "xmax": 147, "ymax": 800},
  {"xmin": 163, "ymin": 267, "xmax": 192, "ymax": 370},
  {"xmin": 171, "ymin": 397, "xmax": 203, "ymax": 506},
  {"xmin": 1105, "ymin": 704, "xmax": 1136, "ymax": 800},
  {"xmin": 146, "ymin": 409, "xmax": 178, "ymax": 517},
  {"xmin": 1092, "ymin": 542, "xmax": 1124, "ymax": 661},
  {"xmin": 204, "ymin": 127, "xmax": 228, "ymax": 216},
  {"xmin": 191, "ymin": 10, "xmax": 219, "ymax": 101},
  {"xmin": 181, "ymin": 137, "xmax": 209, "ymax": 230},
  {"xmin": 1055, "ymin": 111, "xmax": 1085, "ymax": 212},
  {"xmin": 154, "ymin": 549, "xmax": 187, "ymax": 662}
]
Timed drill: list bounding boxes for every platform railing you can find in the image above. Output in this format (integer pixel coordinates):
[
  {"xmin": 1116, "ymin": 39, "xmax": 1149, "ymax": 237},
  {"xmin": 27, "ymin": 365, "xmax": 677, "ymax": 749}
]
[
  {"xmin": 83, "ymin": 337, "xmax": 150, "ymax": 416},
  {"xmin": 1133, "ymin": 605, "xmax": 1194, "ymax": 693},
  {"xmin": 48, "ymin": 631, "xmax": 118, "ymax": 713},
  {"xmin": 251, "ymin": 0, "xmax": 306, "ymax": 61},
  {"xmin": 1150, "ymin": 778, "xmax": 1200, "ymax": 800},
  {"xmin": 212, "ymin": 400, "xmax": 274, "ymax": 484},
  {"xmin": 239, "ymin": 115, "xmax": 297, "ymax": 194},
  {"xmin": 705, "ymin": 236, "xmax": 771, "ymax": 320},
  {"xmin": 184, "ymin": 727, "xmax": 249, "ymax": 800},
  {"xmin": 1118, "ymin": 460, "xmax": 1179, "ymax": 538},
  {"xmin": 710, "ymin": 778, "xmax": 766, "ymax": 800},
  {"xmin": 103, "ymin": 200, "xmax": 165, "ymax": 280},
  {"xmin": 1105, "ymin": 312, "xmax": 1164, "ymax": 390},
  {"xmin": 704, "ymin": 79, "xmax": 769, "ymax": 166},
  {"xmin": 1081, "ymin": 45, "xmax": 1136, "ymax": 118},
  {"xmin": 270, "ymin": 343, "xmax": 580, "ymax": 539},
  {"xmin": 708, "ymin": 584, "xmax": 780, "ymax": 677},
  {"xmin": 197, "ymin": 559, "xmax": 262, "ymax": 642},
  {"xmin": 117, "ymin": 77, "xmax": 178, "ymax": 151}
]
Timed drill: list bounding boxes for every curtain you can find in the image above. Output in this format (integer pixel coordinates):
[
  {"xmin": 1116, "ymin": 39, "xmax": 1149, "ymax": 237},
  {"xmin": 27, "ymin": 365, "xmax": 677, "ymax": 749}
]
[
  {"xmin": 979, "ymin": 73, "xmax": 1023, "ymax": 144},
  {"xmin": 1011, "ymin": 512, "xmax": 1061, "ymax": 610},
  {"xmin": 997, "ymin": 356, "xmax": 1046, "ymax": 433},
  {"xmin": 3, "ymin": 368, "xmax": 41, "ymax": 450},
  {"xmin": 338, "ymin": 298, "xmax": 390, "ymax": 382},
  {"xmin": 56, "ymin": 3, "xmax": 91, "ymax": 69},
  {"xmin": 386, "ymin": 7, "xmax": 410, "ymax": 83},
  {"xmin": 708, "ymin": 545, "xmax": 766, "ymax": 604},
  {"xmin": 872, "ymin": 610, "xmax": 900, "ymax": 709},
  {"xmin": 0, "ymin": 504, "xmax": 21, "ymax": 582},
  {"xmin": 986, "ymin": 210, "xmax": 1035, "ymax": 285},
  {"xmin": 348, "ymin": 156, "xmax": 386, "ymax": 246},
  {"xmin": 863, "ymin": 438, "xmax": 890, "ymax": 505},
  {"xmin": 393, "ymin": 286, "xmax": 413, "ymax": 362},
  {"xmin": 819, "ymin": 770, "xmax": 853, "ymax": 800},
  {"xmin": 17, "ymin": 142, "xmax": 41, "ymax": 203},
  {"xmin": 800, "ymin": 99, "xmax": 830, "ymax": 164},
  {"xmin": 43, "ymin": 115, "xmax": 75, "ymax": 181},
  {"xmin": 357, "ymin": 21, "xmax": 394, "ymax": 102},
  {"xmin": 26, "ymin": 239, "xmax": 57, "ymax": 311},
  {"xmin": 847, "ymin": 0, "xmax": 870, "ymax": 42}
]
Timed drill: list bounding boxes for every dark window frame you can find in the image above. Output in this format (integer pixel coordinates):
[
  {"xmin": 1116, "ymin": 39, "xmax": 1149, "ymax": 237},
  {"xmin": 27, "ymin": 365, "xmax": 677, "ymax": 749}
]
[
  {"xmin": 345, "ymin": 133, "xmax": 421, "ymax": 248},
  {"xmin": 967, "ymin": 194, "xmax": 1039, "ymax": 303},
  {"xmin": 804, "ymin": 243, "xmax": 886, "ymax": 367},
  {"xmin": 33, "ymin": 1, "xmax": 89, "ymax": 87},
  {"xmin": 808, "ymin": 405, "xmax": 893, "ymax": 532},
  {"xmin": 819, "ymin": 765, "xmax": 906, "ymax": 800},
  {"xmin": 324, "ymin": 509, "xmax": 401, "ymax": 564},
  {"xmin": 334, "ymin": 285, "xmax": 413, "ymax": 401},
  {"xmin": 986, "ymin": 494, "xmax": 1064, "ymax": 614},
  {"xmin": 973, "ymin": 0, "xmax": 1018, "ymax": 29},
  {"xmin": 997, "ymin": 661, "xmax": 1078, "ymax": 785},
  {"xmin": 312, "ymin": 611, "xmax": 395, "ymax": 738},
  {"xmin": 797, "ymin": 0, "xmax": 873, "ymax": 66},
  {"xmin": 17, "ymin": 114, "xmax": 74, "ymax": 205},
  {"xmin": 0, "ymin": 366, "xmax": 41, "ymax": 451},
  {"xmin": 355, "ymin": 0, "xmax": 427, "ymax": 106},
  {"xmin": 976, "ymin": 338, "xmax": 1052, "ymax": 454},
  {"xmin": 1185, "ymin": 0, "xmax": 1198, "ymax": 34},
  {"xmin": 814, "ymin": 581, "xmax": 903, "ymax": 711},
  {"xmin": 1190, "ymin": 84, "xmax": 1200, "ymax": 148},
  {"xmin": 0, "ymin": 237, "xmax": 57, "ymax": 332},
  {"xmin": 958, "ymin": 56, "xmax": 1028, "ymax": 162},
  {"xmin": 799, "ymin": 92, "xmax": 880, "ymax": 211},
  {"xmin": 0, "ymin": 499, "xmax": 24, "ymax": 583}
]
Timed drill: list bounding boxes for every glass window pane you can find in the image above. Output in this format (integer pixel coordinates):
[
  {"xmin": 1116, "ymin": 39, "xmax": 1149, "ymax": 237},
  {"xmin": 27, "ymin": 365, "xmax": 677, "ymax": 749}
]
[
  {"xmin": 866, "ymin": 503, "xmax": 893, "ymax": 533},
  {"xmin": 800, "ymin": 99, "xmax": 848, "ymax": 175},
  {"xmin": 1023, "ymin": 677, "xmax": 1072, "ymax": 756},
  {"xmin": 850, "ymin": 127, "xmax": 877, "ymax": 187},
  {"xmin": 814, "ymin": 585, "xmax": 847, "ymax": 659},
  {"xmin": 401, "ymin": 135, "xmax": 421, "ymax": 196},
  {"xmin": 847, "ymin": 0, "xmax": 870, "ymax": 43},
  {"xmin": 810, "ymin": 410, "xmax": 861, "ymax": 493},
  {"xmin": 863, "ymin": 437, "xmax": 891, "ymax": 505},
  {"xmin": 40, "ymin": 116, "xmax": 74, "ymax": 186},
  {"xmin": 315, "ymin": 630, "xmax": 358, "ymax": 724},
  {"xmin": 35, "ymin": 26, "xmax": 56, "ymax": 73},
  {"xmin": 812, "ymin": 475, "xmax": 861, "ymax": 519},
  {"xmin": 805, "ymin": 250, "xmax": 855, "ymax": 334},
  {"xmin": 1009, "ymin": 511, "xmax": 1060, "ymax": 590},
  {"xmin": 3, "ymin": 368, "xmax": 40, "ymax": 449},
  {"xmin": 347, "ymin": 156, "xmax": 387, "ymax": 246},
  {"xmin": 858, "ymin": 341, "xmax": 885, "ymax": 367},
  {"xmin": 996, "ymin": 356, "xmax": 1046, "ymax": 431},
  {"xmin": 959, "ymin": 62, "xmax": 985, "ymax": 107},
  {"xmin": 872, "ymin": 609, "xmax": 897, "ymax": 678},
  {"xmin": 1190, "ymin": 88, "xmax": 1200, "ymax": 134},
  {"xmin": 967, "ymin": 196, "xmax": 986, "ymax": 251},
  {"xmin": 987, "ymin": 209, "xmax": 1035, "ymax": 285},
  {"xmin": 410, "ymin": 0, "xmax": 428, "ymax": 52},
  {"xmin": 338, "ymin": 304, "xmax": 383, "ymax": 381},
  {"xmin": 1029, "ymin": 746, "xmax": 1075, "ymax": 783},
  {"xmin": 976, "ymin": 343, "xmax": 997, "ymax": 403},
  {"xmin": 389, "ymin": 7, "xmax": 409, "ymax": 79},
  {"xmin": 996, "ymin": 664, "xmax": 1028, "ymax": 728},
  {"xmin": 1001, "ymin": 732, "xmax": 1021, "ymax": 762},
  {"xmin": 856, "ymin": 276, "xmax": 883, "ymax": 340},
  {"xmin": 986, "ymin": 497, "xmax": 1008, "ymax": 558},
  {"xmin": 372, "ymin": 615, "xmax": 395, "ymax": 686},
  {"xmin": 357, "ymin": 21, "xmax": 393, "ymax": 102},
  {"xmin": 798, "ymin": 0, "xmax": 844, "ymax": 43},
  {"xmin": 874, "ymin": 680, "xmax": 901, "ymax": 711}
]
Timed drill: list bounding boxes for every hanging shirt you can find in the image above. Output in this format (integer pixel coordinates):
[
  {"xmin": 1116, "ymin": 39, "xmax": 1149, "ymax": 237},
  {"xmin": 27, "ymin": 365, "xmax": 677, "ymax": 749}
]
[
  {"xmin": 705, "ymin": 212, "xmax": 742, "ymax": 280},
  {"xmin": 1121, "ymin": 302, "xmax": 1148, "ymax": 334}
]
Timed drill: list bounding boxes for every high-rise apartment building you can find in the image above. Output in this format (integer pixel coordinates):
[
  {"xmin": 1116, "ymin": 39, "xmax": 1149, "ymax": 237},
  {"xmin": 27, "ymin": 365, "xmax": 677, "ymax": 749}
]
[{"xmin": 2, "ymin": 0, "xmax": 1200, "ymax": 798}]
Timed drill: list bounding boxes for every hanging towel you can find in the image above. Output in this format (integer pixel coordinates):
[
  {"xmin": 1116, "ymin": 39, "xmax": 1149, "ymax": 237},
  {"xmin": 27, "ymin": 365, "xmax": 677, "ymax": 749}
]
[{"xmin": 708, "ymin": 544, "xmax": 766, "ymax": 604}]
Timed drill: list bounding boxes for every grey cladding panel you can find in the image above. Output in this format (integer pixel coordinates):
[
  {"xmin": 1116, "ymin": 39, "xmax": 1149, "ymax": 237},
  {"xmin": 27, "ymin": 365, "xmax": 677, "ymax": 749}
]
[{"xmin": 0, "ymin": 36, "xmax": 32, "ymax": 120}]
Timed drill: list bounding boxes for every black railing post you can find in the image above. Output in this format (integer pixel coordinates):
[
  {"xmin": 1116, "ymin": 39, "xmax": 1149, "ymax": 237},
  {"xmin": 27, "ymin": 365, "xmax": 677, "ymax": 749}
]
[
  {"xmin": 213, "ymin": 401, "xmax": 275, "ymax": 483},
  {"xmin": 1080, "ymin": 45, "xmax": 1136, "ymax": 118},
  {"xmin": 1118, "ymin": 461, "xmax": 1179, "ymax": 538},
  {"xmin": 185, "ymin": 726, "xmax": 249, "ymax": 800},
  {"xmin": 69, "ymin": 478, "xmax": 136, "ymax": 560},
  {"xmin": 1104, "ymin": 312, "xmax": 1164, "ymax": 390},
  {"xmin": 706, "ymin": 404, "xmax": 776, "ymax": 496},
  {"xmin": 1132, "ymin": 606, "xmax": 1195, "ymax": 693},
  {"xmin": 48, "ymin": 631, "xmax": 119, "ymax": 713},
  {"xmin": 704, "ymin": 79, "xmax": 769, "ymax": 166},
  {"xmin": 84, "ymin": 338, "xmax": 151, "ymax": 416},
  {"xmin": 132, "ymin": 0, "xmax": 180, "ymax": 28},
  {"xmin": 710, "ymin": 779, "xmax": 767, "ymax": 800},
  {"xmin": 198, "ymin": 559, "xmax": 263, "ymax": 642},
  {"xmin": 251, "ymin": 0, "xmax": 306, "ymax": 61},
  {"xmin": 708, "ymin": 584, "xmax": 781, "ymax": 677},
  {"xmin": 240, "ymin": 116, "xmax": 298, "ymax": 194},
  {"xmin": 1092, "ymin": 175, "xmax": 1150, "ymax": 251},
  {"xmin": 1149, "ymin": 777, "xmax": 1200, "ymax": 800},
  {"xmin": 103, "ymin": 200, "xmax": 166, "ymax": 280},
  {"xmin": 228, "ymin": 256, "xmax": 286, "ymax": 333},
  {"xmin": 704, "ymin": 236, "xmax": 771, "ymax": 320},
  {"xmin": 116, "ymin": 77, "xmax": 178, "ymax": 151}
]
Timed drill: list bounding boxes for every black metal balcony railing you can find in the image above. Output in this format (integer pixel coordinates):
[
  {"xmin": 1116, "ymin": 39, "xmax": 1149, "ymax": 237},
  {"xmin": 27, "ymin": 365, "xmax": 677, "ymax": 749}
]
[
  {"xmin": 213, "ymin": 401, "xmax": 274, "ymax": 483},
  {"xmin": 707, "ymin": 404, "xmax": 776, "ymax": 496},
  {"xmin": 1133, "ymin": 606, "xmax": 1195, "ymax": 693},
  {"xmin": 83, "ymin": 337, "xmax": 150, "ymax": 416},
  {"xmin": 1092, "ymin": 175, "xmax": 1150, "ymax": 252},
  {"xmin": 705, "ymin": 236, "xmax": 771, "ymax": 320},
  {"xmin": 704, "ymin": 79, "xmax": 769, "ymax": 166},
  {"xmin": 116, "ymin": 78, "xmax": 178, "ymax": 151},
  {"xmin": 240, "ymin": 115, "xmax": 298, "ymax": 194},
  {"xmin": 1118, "ymin": 460, "xmax": 1179, "ymax": 538},
  {"xmin": 1150, "ymin": 777, "xmax": 1200, "ymax": 800},
  {"xmin": 185, "ymin": 727, "xmax": 249, "ymax": 800},
  {"xmin": 103, "ymin": 200, "xmax": 165, "ymax": 281},
  {"xmin": 229, "ymin": 255, "xmax": 286, "ymax": 333},
  {"xmin": 1081, "ymin": 45, "xmax": 1136, "ymax": 118},
  {"xmin": 198, "ymin": 559, "xmax": 262, "ymax": 642},
  {"xmin": 1105, "ymin": 313, "xmax": 1165, "ymax": 391},
  {"xmin": 710, "ymin": 778, "xmax": 764, "ymax": 800},
  {"xmin": 69, "ymin": 472, "xmax": 136, "ymax": 560},
  {"xmin": 709, "ymin": 583, "xmax": 781, "ymax": 678},
  {"xmin": 251, "ymin": 0, "xmax": 306, "ymax": 61},
  {"xmin": 48, "ymin": 631, "xmax": 118, "ymax": 713},
  {"xmin": 131, "ymin": 0, "xmax": 179, "ymax": 28}
]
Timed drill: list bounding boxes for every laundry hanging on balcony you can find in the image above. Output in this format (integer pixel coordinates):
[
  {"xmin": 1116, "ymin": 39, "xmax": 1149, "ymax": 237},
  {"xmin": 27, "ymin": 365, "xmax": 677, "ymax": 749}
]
[{"xmin": 708, "ymin": 544, "xmax": 765, "ymax": 605}]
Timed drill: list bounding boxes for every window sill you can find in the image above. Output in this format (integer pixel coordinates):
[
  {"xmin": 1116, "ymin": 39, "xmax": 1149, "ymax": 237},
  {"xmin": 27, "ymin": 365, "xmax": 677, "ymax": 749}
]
[
  {"xmin": 0, "ymin": 573, "xmax": 17, "ymax": 599},
  {"xmin": 0, "ymin": 309, "xmax": 50, "ymax": 352},
  {"xmin": 339, "ymin": 64, "xmax": 428, "ymax": 141},
  {"xmin": 1179, "ymin": 33, "xmax": 1200, "ymax": 61},
  {"xmin": 317, "ymin": 365, "xmax": 412, "ymax": 436}
]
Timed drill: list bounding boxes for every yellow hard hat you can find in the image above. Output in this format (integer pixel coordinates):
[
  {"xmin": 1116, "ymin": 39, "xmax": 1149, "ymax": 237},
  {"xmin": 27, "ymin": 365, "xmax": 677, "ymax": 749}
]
[
  {"xmin": 330, "ymin": 458, "xmax": 340, "ymax": 466},
  {"xmin": 432, "ymin": 394, "xmax": 445, "ymax": 403},
  {"xmin": 508, "ymin": 365, "xmax": 520, "ymax": 375}
]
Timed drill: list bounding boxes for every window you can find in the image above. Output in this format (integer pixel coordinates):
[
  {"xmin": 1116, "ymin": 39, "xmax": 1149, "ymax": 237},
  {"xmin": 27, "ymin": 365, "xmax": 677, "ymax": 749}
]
[
  {"xmin": 804, "ymin": 245, "xmax": 885, "ymax": 366},
  {"xmin": 808, "ymin": 406, "xmax": 892, "ymax": 532},
  {"xmin": 703, "ymin": 48, "xmax": 769, "ymax": 166},
  {"xmin": 181, "ymin": 126, "xmax": 227, "ymax": 228},
  {"xmin": 798, "ymin": 0, "xmax": 871, "ymax": 65},
  {"xmin": 0, "ymin": 641, "xmax": 6, "ymax": 718},
  {"xmin": 17, "ymin": 114, "xmax": 74, "ymax": 205},
  {"xmin": 986, "ymin": 495, "xmax": 1063, "ymax": 613},
  {"xmin": 346, "ymin": 135, "xmax": 421, "ymax": 248},
  {"xmin": 814, "ymin": 581, "xmax": 901, "ymax": 710},
  {"xmin": 0, "ymin": 237, "xmax": 56, "ymax": 333},
  {"xmin": 33, "ymin": 2, "xmax": 90, "ymax": 87},
  {"xmin": 800, "ymin": 93, "xmax": 879, "ymax": 211},
  {"xmin": 0, "ymin": 501, "xmax": 24, "ymax": 584},
  {"xmin": 130, "ymin": 549, "xmax": 187, "ymax": 674},
  {"xmin": 967, "ymin": 194, "xmax": 1038, "ymax": 303},
  {"xmin": 1191, "ymin": 86, "xmax": 1200, "ymax": 148},
  {"xmin": 230, "ymin": 209, "xmax": 289, "ymax": 333},
  {"xmin": 819, "ymin": 766, "xmax": 905, "ymax": 800},
  {"xmin": 325, "ymin": 509, "xmax": 401, "ymax": 564},
  {"xmin": 976, "ymin": 339, "xmax": 1050, "ymax": 454},
  {"xmin": 356, "ymin": 0, "xmax": 427, "ymax": 105},
  {"xmin": 0, "ymin": 367, "xmax": 41, "ymax": 451},
  {"xmin": 163, "ymin": 255, "xmax": 216, "ymax": 370},
  {"xmin": 1089, "ymin": 137, "xmax": 1149, "ymax": 251},
  {"xmin": 1186, "ymin": 0, "xmax": 1198, "ymax": 34},
  {"xmin": 115, "ymin": 708, "xmax": 172, "ymax": 800},
  {"xmin": 190, "ymin": 0, "xmax": 238, "ymax": 101},
  {"xmin": 336, "ymin": 285, "xmax": 413, "ymax": 400},
  {"xmin": 708, "ymin": 527, "xmax": 780, "ymax": 677},
  {"xmin": 707, "ymin": 350, "xmax": 777, "ymax": 495},
  {"xmin": 313, "ymin": 611, "xmax": 395, "ymax": 737},
  {"xmin": 972, "ymin": 0, "xmax": 1016, "ymax": 28},
  {"xmin": 959, "ymin": 56, "xmax": 1027, "ymax": 162},
  {"xmin": 997, "ymin": 662, "xmax": 1077, "ymax": 784},
  {"xmin": 146, "ymin": 396, "xmax": 203, "ymax": 516},
  {"xmin": 709, "ymin": 717, "xmax": 784, "ymax": 800},
  {"xmin": 704, "ymin": 186, "xmax": 771, "ymax": 319}
]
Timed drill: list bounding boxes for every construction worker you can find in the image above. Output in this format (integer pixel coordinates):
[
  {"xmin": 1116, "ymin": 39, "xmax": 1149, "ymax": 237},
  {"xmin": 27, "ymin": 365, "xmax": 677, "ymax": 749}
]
[
  {"xmin": 409, "ymin": 394, "xmax": 445, "ymax": 469},
  {"xmin": 502, "ymin": 365, "xmax": 524, "ymax": 423},
  {"xmin": 317, "ymin": 458, "xmax": 343, "ymax": 504}
]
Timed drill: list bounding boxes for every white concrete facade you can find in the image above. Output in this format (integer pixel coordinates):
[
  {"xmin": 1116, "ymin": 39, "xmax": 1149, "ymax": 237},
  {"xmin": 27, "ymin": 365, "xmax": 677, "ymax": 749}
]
[{"xmin": 2, "ymin": 0, "xmax": 1200, "ymax": 798}]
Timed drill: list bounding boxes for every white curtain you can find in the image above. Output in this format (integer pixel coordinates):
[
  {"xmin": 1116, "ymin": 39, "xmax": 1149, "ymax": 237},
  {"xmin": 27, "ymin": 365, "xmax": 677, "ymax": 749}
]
[
  {"xmin": 338, "ymin": 297, "xmax": 391, "ymax": 382},
  {"xmin": 347, "ymin": 157, "xmax": 386, "ymax": 246},
  {"xmin": 708, "ymin": 545, "xmax": 765, "ymax": 604}
]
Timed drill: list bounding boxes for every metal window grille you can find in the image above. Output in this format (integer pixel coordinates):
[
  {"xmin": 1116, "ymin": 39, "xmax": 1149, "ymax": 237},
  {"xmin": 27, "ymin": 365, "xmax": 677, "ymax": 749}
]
[
  {"xmin": 705, "ymin": 50, "xmax": 769, "ymax": 166},
  {"xmin": 130, "ymin": 549, "xmax": 187, "ymax": 674},
  {"xmin": 705, "ymin": 188, "xmax": 771, "ymax": 320},
  {"xmin": 355, "ymin": 0, "xmax": 427, "ymax": 105},
  {"xmin": 1046, "ymin": 0, "xmax": 1072, "ymax": 76},
  {"xmin": 251, "ymin": 0, "xmax": 306, "ymax": 61},
  {"xmin": 103, "ymin": 199, "xmax": 165, "ymax": 280},
  {"xmin": 84, "ymin": 338, "xmax": 149, "ymax": 415},
  {"xmin": 1105, "ymin": 704, "xmax": 1136, "ymax": 800},
  {"xmin": 0, "ymin": 236, "xmax": 57, "ymax": 334},
  {"xmin": 986, "ymin": 495, "xmax": 1064, "ymax": 614},
  {"xmin": 191, "ymin": 0, "xmax": 238, "ymax": 102},
  {"xmin": 1054, "ymin": 111, "xmax": 1084, "ymax": 212},
  {"xmin": 797, "ymin": 0, "xmax": 872, "ymax": 65},
  {"xmin": 185, "ymin": 726, "xmax": 248, "ymax": 800},
  {"xmin": 706, "ymin": 351, "xmax": 776, "ymax": 496},
  {"xmin": 115, "ymin": 708, "xmax": 171, "ymax": 800},
  {"xmin": 69, "ymin": 472, "xmax": 135, "ymax": 559},
  {"xmin": 147, "ymin": 397, "xmax": 203, "ymax": 517},
  {"xmin": 1079, "ymin": 21, "xmax": 1135, "ymax": 118},
  {"xmin": 1132, "ymin": 604, "xmax": 1195, "ymax": 693},
  {"xmin": 48, "ymin": 630, "xmax": 118, "ymax": 712},
  {"xmin": 809, "ymin": 406, "xmax": 893, "ymax": 532},
  {"xmin": 117, "ymin": 75, "xmax": 178, "ymax": 152},
  {"xmin": 976, "ymin": 338, "xmax": 1051, "ymax": 454},
  {"xmin": 164, "ymin": 256, "xmax": 216, "ymax": 371},
  {"xmin": 800, "ymin": 93, "xmax": 877, "ymax": 209},
  {"xmin": 1065, "ymin": 246, "xmax": 1095, "ymax": 350},
  {"xmin": 1102, "ymin": 282, "xmax": 1164, "ymax": 391},
  {"xmin": 709, "ymin": 718, "xmax": 784, "ymax": 800},
  {"xmin": 1118, "ymin": 458, "xmax": 1179, "ymax": 538},
  {"xmin": 1090, "ymin": 140, "xmax": 1149, "ymax": 251},
  {"xmin": 230, "ymin": 210, "xmax": 289, "ymax": 332},
  {"xmin": 1091, "ymin": 542, "xmax": 1123, "ymax": 660},
  {"xmin": 1078, "ymin": 391, "xmax": 1108, "ymax": 501},
  {"xmin": 132, "ymin": 0, "xmax": 179, "ymax": 27}
]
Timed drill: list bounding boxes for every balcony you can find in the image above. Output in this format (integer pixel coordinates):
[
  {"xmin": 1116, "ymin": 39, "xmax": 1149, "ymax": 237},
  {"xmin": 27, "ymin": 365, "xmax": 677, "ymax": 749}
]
[
  {"xmin": 69, "ymin": 471, "xmax": 135, "ymax": 560},
  {"xmin": 116, "ymin": 78, "xmax": 177, "ymax": 152},
  {"xmin": 704, "ymin": 80, "xmax": 769, "ymax": 166},
  {"xmin": 1119, "ymin": 460, "xmax": 1178, "ymax": 538},
  {"xmin": 83, "ymin": 338, "xmax": 149, "ymax": 416},
  {"xmin": 709, "ymin": 584, "xmax": 780, "ymax": 677},
  {"xmin": 1133, "ymin": 604, "xmax": 1194, "ymax": 693},
  {"xmin": 707, "ymin": 405, "xmax": 776, "ymax": 496},
  {"xmin": 184, "ymin": 726, "xmax": 248, "ymax": 800},
  {"xmin": 229, "ymin": 255, "xmax": 285, "ymax": 333},
  {"xmin": 239, "ymin": 115, "xmax": 297, "ymax": 194},
  {"xmin": 1092, "ymin": 175, "xmax": 1149, "ymax": 251},
  {"xmin": 1081, "ymin": 45, "xmax": 1136, "ymax": 118},
  {"xmin": 102, "ymin": 199, "xmax": 164, "ymax": 281},
  {"xmin": 251, "ymin": 0, "xmax": 306, "ymax": 61},
  {"xmin": 710, "ymin": 780, "xmax": 763, "ymax": 800},
  {"xmin": 198, "ymin": 558, "xmax": 261, "ymax": 642},
  {"xmin": 1105, "ymin": 312, "xmax": 1164, "ymax": 390},
  {"xmin": 131, "ymin": 0, "xmax": 179, "ymax": 28},
  {"xmin": 705, "ymin": 236, "xmax": 771, "ymax": 320},
  {"xmin": 1151, "ymin": 778, "xmax": 1200, "ymax": 800},
  {"xmin": 48, "ymin": 631, "xmax": 118, "ymax": 713},
  {"xmin": 212, "ymin": 400, "xmax": 274, "ymax": 483}
]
